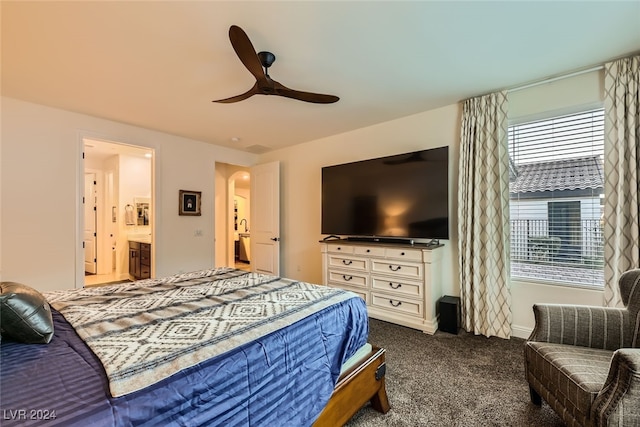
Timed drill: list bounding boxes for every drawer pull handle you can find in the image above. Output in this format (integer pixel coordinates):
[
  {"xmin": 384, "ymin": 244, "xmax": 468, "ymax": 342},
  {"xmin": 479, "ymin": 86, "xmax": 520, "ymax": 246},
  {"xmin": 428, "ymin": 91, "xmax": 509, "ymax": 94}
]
[
  {"xmin": 366, "ymin": 249, "xmax": 370, "ymax": 253},
  {"xmin": 342, "ymin": 259, "xmax": 353, "ymax": 265},
  {"xmin": 401, "ymin": 252, "xmax": 405, "ymax": 256},
  {"xmin": 389, "ymin": 282, "xmax": 402, "ymax": 289},
  {"xmin": 337, "ymin": 247, "xmax": 342, "ymax": 250},
  {"xmin": 389, "ymin": 300, "xmax": 402, "ymax": 307},
  {"xmin": 389, "ymin": 265, "xmax": 401, "ymax": 271},
  {"xmin": 343, "ymin": 275, "xmax": 353, "ymax": 281}
]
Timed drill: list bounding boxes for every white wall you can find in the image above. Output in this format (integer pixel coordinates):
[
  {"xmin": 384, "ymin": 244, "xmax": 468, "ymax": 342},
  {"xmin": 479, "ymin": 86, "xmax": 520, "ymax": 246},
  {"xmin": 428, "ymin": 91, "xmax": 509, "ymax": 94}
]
[
  {"xmin": 259, "ymin": 69, "xmax": 606, "ymax": 338},
  {"xmin": 260, "ymin": 103, "xmax": 461, "ymax": 296},
  {"xmin": 235, "ymin": 190, "xmax": 250, "ymax": 233},
  {"xmin": 1, "ymin": 96, "xmax": 257, "ymax": 292}
]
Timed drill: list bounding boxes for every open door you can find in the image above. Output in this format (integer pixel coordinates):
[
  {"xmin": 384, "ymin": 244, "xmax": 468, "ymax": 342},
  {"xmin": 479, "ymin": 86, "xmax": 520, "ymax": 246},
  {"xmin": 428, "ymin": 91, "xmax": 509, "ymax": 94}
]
[
  {"xmin": 84, "ymin": 172, "xmax": 97, "ymax": 274},
  {"xmin": 250, "ymin": 161, "xmax": 280, "ymax": 275}
]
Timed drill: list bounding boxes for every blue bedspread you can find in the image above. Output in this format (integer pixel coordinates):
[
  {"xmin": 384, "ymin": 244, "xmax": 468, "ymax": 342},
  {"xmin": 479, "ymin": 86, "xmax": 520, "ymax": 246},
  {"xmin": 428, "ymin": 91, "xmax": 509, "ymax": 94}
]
[{"xmin": 0, "ymin": 274, "xmax": 368, "ymax": 426}]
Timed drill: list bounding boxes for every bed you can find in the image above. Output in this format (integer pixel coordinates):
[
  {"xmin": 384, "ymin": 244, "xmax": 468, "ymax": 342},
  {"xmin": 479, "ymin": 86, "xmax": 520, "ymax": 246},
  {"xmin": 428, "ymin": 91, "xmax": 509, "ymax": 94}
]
[{"xmin": 0, "ymin": 268, "xmax": 389, "ymax": 426}]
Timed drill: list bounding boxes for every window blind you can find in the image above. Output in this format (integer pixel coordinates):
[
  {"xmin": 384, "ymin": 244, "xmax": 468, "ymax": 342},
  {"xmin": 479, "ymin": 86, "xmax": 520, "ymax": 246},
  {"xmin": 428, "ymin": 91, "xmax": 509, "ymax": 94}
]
[{"xmin": 508, "ymin": 108, "xmax": 604, "ymax": 287}]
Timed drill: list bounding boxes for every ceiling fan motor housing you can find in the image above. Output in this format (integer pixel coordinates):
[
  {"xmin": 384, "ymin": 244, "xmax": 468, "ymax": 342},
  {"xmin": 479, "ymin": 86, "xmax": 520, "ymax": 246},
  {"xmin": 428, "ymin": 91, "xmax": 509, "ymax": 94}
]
[{"xmin": 258, "ymin": 51, "xmax": 276, "ymax": 68}]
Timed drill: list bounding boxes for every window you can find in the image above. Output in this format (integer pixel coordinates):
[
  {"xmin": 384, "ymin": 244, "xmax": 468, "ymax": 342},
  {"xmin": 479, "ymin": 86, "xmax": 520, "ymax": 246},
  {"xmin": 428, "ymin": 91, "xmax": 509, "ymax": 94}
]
[{"xmin": 508, "ymin": 108, "xmax": 604, "ymax": 287}]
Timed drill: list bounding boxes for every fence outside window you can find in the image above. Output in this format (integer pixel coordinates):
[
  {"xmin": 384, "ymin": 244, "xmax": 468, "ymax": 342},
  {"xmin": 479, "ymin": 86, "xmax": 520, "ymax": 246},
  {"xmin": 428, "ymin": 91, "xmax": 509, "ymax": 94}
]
[{"xmin": 510, "ymin": 218, "xmax": 604, "ymax": 286}]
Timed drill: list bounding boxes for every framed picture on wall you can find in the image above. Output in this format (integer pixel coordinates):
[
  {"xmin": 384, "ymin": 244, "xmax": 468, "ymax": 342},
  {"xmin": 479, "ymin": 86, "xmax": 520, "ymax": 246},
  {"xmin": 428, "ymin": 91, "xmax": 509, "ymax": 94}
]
[{"xmin": 179, "ymin": 190, "xmax": 201, "ymax": 216}]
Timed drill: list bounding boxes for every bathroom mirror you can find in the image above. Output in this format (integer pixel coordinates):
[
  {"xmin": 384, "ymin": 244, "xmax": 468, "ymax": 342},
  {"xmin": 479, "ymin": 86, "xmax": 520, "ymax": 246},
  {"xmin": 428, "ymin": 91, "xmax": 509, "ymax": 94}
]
[{"xmin": 135, "ymin": 197, "xmax": 150, "ymax": 226}]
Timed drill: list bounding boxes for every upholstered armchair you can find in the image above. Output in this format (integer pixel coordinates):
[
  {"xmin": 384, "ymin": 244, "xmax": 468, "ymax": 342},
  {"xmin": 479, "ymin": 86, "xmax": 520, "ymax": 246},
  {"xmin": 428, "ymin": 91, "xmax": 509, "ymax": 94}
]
[{"xmin": 524, "ymin": 269, "xmax": 640, "ymax": 427}]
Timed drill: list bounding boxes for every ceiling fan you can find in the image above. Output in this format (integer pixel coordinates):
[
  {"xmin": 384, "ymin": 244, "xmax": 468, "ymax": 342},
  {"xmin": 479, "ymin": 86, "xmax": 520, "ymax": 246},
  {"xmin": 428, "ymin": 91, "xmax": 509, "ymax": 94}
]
[{"xmin": 212, "ymin": 25, "xmax": 339, "ymax": 104}]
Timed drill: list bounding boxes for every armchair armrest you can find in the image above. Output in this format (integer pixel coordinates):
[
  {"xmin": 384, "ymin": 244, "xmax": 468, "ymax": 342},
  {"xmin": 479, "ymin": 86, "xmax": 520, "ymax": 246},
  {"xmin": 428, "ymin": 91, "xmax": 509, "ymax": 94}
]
[
  {"xmin": 591, "ymin": 348, "xmax": 640, "ymax": 426},
  {"xmin": 529, "ymin": 304, "xmax": 631, "ymax": 350}
]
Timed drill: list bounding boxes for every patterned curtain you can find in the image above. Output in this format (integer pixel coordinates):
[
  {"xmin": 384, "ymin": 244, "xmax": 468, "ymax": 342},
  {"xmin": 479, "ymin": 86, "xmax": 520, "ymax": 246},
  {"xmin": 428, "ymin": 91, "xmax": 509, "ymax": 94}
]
[
  {"xmin": 603, "ymin": 55, "xmax": 640, "ymax": 307},
  {"xmin": 458, "ymin": 91, "xmax": 512, "ymax": 339}
]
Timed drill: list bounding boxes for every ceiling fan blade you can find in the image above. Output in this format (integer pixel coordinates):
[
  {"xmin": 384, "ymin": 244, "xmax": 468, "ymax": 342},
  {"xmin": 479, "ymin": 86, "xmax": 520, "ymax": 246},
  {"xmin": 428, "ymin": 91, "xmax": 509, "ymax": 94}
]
[
  {"xmin": 272, "ymin": 80, "xmax": 339, "ymax": 104},
  {"xmin": 212, "ymin": 82, "xmax": 260, "ymax": 103},
  {"xmin": 228, "ymin": 25, "xmax": 266, "ymax": 82}
]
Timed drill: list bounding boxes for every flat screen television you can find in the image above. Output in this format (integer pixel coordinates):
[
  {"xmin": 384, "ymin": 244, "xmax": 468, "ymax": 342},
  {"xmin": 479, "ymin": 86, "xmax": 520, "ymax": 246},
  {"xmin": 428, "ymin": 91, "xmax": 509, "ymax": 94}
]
[{"xmin": 321, "ymin": 146, "xmax": 449, "ymax": 241}]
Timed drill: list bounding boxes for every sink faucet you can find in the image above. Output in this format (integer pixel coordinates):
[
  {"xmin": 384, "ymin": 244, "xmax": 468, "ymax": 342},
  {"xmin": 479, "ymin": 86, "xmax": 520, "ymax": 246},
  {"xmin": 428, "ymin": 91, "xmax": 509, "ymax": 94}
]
[{"xmin": 239, "ymin": 218, "xmax": 248, "ymax": 232}]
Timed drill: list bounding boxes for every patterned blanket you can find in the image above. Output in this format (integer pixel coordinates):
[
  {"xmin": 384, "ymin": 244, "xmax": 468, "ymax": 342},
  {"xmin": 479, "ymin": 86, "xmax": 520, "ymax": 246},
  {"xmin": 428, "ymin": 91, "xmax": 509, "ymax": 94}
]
[{"xmin": 46, "ymin": 268, "xmax": 356, "ymax": 397}]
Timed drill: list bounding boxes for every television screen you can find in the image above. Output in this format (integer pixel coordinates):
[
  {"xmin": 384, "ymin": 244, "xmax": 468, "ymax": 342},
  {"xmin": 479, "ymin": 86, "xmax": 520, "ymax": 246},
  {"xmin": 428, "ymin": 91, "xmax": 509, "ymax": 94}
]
[{"xmin": 321, "ymin": 146, "xmax": 449, "ymax": 240}]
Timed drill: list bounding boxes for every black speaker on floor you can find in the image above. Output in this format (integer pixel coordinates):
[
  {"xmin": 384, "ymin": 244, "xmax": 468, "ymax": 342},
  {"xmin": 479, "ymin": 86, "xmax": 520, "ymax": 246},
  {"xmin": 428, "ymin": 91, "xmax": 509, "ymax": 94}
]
[{"xmin": 438, "ymin": 295, "xmax": 460, "ymax": 334}]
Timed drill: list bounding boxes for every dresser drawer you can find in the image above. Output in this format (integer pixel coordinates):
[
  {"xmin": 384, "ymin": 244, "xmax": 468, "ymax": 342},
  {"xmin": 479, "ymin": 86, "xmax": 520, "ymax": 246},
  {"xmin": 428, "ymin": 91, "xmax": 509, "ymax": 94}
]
[
  {"xmin": 340, "ymin": 287, "xmax": 369, "ymax": 304},
  {"xmin": 327, "ymin": 255, "xmax": 368, "ymax": 271},
  {"xmin": 385, "ymin": 247, "xmax": 422, "ymax": 262},
  {"xmin": 328, "ymin": 270, "xmax": 368, "ymax": 288},
  {"xmin": 327, "ymin": 244, "xmax": 354, "ymax": 254},
  {"xmin": 370, "ymin": 292, "xmax": 423, "ymax": 317},
  {"xmin": 371, "ymin": 259, "xmax": 423, "ymax": 280},
  {"xmin": 354, "ymin": 245, "xmax": 385, "ymax": 257},
  {"xmin": 371, "ymin": 276, "xmax": 422, "ymax": 298}
]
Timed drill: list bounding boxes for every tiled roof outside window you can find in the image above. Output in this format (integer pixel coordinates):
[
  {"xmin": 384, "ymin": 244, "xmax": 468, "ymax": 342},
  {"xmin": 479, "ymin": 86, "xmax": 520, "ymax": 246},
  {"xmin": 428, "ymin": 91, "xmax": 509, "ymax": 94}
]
[{"xmin": 509, "ymin": 155, "xmax": 603, "ymax": 194}]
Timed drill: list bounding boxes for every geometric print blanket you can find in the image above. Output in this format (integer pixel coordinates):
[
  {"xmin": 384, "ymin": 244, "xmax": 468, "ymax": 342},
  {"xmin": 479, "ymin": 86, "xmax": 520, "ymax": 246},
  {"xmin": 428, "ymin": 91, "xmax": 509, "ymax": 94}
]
[{"xmin": 45, "ymin": 268, "xmax": 356, "ymax": 397}]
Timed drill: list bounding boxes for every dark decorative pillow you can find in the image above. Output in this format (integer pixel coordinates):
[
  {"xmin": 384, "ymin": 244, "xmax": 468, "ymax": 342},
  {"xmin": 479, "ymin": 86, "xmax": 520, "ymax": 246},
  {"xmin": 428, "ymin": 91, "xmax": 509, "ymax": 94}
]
[{"xmin": 0, "ymin": 282, "xmax": 54, "ymax": 344}]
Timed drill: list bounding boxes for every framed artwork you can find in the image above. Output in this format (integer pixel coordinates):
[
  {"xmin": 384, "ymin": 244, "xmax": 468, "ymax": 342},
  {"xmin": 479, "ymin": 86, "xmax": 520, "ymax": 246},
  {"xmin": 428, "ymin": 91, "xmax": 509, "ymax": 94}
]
[{"xmin": 179, "ymin": 190, "xmax": 201, "ymax": 216}]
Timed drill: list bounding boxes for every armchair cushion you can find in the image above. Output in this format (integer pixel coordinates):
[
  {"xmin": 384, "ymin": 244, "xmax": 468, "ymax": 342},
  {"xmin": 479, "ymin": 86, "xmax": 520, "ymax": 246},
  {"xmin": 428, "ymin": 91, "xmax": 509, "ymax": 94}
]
[{"xmin": 525, "ymin": 342, "xmax": 613, "ymax": 419}]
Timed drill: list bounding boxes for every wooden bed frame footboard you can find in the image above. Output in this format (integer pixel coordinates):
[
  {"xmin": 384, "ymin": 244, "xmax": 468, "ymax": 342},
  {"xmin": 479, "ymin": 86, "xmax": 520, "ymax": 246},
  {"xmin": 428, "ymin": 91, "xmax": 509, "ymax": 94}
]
[{"xmin": 314, "ymin": 346, "xmax": 390, "ymax": 426}]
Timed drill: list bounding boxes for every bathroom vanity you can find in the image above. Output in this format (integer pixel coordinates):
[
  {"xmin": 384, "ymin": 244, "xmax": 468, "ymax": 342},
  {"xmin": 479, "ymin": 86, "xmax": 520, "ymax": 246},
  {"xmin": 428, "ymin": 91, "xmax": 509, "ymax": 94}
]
[
  {"xmin": 129, "ymin": 238, "xmax": 151, "ymax": 280},
  {"xmin": 238, "ymin": 233, "xmax": 250, "ymax": 263}
]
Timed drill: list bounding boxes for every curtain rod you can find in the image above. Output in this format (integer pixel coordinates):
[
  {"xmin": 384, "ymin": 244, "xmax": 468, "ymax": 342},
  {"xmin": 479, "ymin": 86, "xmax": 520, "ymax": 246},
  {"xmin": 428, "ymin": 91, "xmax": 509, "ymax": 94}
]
[{"xmin": 507, "ymin": 65, "xmax": 604, "ymax": 93}]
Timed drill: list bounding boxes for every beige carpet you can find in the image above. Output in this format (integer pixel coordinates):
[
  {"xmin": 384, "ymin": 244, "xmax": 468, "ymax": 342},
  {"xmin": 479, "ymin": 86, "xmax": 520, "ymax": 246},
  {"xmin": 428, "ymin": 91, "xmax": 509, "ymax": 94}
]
[{"xmin": 347, "ymin": 319, "xmax": 565, "ymax": 426}]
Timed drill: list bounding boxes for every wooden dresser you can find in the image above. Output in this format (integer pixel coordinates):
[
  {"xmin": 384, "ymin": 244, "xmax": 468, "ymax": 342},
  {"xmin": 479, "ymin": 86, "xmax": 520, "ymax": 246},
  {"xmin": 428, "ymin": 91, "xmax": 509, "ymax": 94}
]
[{"xmin": 321, "ymin": 240, "xmax": 443, "ymax": 334}]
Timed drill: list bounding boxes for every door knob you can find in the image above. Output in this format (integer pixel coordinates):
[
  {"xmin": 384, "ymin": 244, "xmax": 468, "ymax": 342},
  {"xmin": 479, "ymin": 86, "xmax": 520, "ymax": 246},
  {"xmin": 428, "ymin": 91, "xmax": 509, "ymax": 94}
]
[{"xmin": 270, "ymin": 237, "xmax": 280, "ymax": 242}]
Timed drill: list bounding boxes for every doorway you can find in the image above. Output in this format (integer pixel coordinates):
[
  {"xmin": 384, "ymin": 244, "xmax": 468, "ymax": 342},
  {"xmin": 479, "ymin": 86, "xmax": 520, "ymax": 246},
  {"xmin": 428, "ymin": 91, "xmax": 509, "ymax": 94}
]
[
  {"xmin": 214, "ymin": 163, "xmax": 251, "ymax": 271},
  {"xmin": 231, "ymin": 169, "xmax": 251, "ymax": 271},
  {"xmin": 234, "ymin": 175, "xmax": 251, "ymax": 271},
  {"xmin": 83, "ymin": 139, "xmax": 154, "ymax": 287},
  {"xmin": 214, "ymin": 161, "xmax": 280, "ymax": 275}
]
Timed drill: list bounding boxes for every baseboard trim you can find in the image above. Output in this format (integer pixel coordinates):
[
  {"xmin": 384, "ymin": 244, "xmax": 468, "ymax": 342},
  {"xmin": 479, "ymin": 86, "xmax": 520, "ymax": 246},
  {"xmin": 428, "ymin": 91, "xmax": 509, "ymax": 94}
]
[
  {"xmin": 367, "ymin": 309, "xmax": 438, "ymax": 335},
  {"xmin": 512, "ymin": 324, "xmax": 533, "ymax": 339}
]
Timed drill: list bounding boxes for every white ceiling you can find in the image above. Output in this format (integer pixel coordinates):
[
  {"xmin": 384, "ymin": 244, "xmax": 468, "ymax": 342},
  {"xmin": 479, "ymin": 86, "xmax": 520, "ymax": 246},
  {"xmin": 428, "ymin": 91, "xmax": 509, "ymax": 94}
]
[
  {"xmin": 84, "ymin": 138, "xmax": 152, "ymax": 161},
  {"xmin": 3, "ymin": 1, "xmax": 639, "ymax": 153}
]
